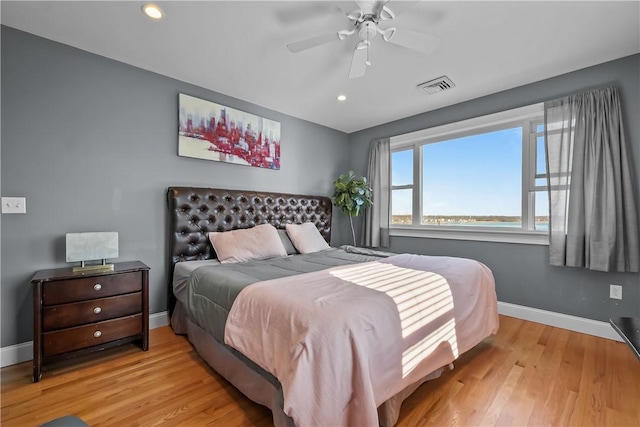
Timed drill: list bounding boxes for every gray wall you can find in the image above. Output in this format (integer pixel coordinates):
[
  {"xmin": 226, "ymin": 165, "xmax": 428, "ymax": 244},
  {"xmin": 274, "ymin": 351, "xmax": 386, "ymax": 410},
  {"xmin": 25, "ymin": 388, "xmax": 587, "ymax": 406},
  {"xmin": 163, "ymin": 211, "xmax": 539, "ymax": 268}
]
[
  {"xmin": 0, "ymin": 27, "xmax": 351, "ymax": 347},
  {"xmin": 2, "ymin": 25, "xmax": 638, "ymax": 348},
  {"xmin": 348, "ymin": 54, "xmax": 640, "ymax": 323}
]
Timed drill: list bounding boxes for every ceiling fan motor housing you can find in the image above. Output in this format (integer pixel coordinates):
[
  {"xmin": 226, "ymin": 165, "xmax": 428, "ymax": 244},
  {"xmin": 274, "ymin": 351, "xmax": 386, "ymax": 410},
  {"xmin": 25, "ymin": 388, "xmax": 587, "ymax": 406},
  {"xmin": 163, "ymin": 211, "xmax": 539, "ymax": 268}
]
[{"xmin": 358, "ymin": 21, "xmax": 378, "ymax": 41}]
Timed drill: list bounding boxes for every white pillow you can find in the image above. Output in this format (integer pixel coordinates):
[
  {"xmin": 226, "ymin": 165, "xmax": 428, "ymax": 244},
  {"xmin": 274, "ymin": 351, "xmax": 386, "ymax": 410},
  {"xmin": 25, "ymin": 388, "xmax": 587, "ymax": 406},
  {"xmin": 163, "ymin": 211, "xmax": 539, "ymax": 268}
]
[
  {"xmin": 277, "ymin": 229, "xmax": 298, "ymax": 255},
  {"xmin": 209, "ymin": 224, "xmax": 287, "ymax": 264},
  {"xmin": 285, "ymin": 223, "xmax": 330, "ymax": 254}
]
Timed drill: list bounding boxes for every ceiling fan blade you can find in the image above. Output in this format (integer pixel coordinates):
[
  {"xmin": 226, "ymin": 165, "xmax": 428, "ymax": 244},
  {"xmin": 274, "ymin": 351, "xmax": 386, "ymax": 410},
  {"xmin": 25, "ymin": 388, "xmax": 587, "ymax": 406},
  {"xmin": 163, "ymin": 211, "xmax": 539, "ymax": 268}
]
[
  {"xmin": 356, "ymin": 1, "xmax": 388, "ymax": 15},
  {"xmin": 275, "ymin": 2, "xmax": 342, "ymax": 25},
  {"xmin": 387, "ymin": 1, "xmax": 421, "ymax": 17},
  {"xmin": 372, "ymin": 1, "xmax": 393, "ymax": 19},
  {"xmin": 286, "ymin": 33, "xmax": 340, "ymax": 53},
  {"xmin": 337, "ymin": 1, "xmax": 356, "ymax": 14},
  {"xmin": 336, "ymin": 1, "xmax": 361, "ymax": 21},
  {"xmin": 348, "ymin": 44, "xmax": 368, "ymax": 79},
  {"xmin": 385, "ymin": 29, "xmax": 439, "ymax": 54},
  {"xmin": 355, "ymin": 0, "xmax": 372, "ymax": 12}
]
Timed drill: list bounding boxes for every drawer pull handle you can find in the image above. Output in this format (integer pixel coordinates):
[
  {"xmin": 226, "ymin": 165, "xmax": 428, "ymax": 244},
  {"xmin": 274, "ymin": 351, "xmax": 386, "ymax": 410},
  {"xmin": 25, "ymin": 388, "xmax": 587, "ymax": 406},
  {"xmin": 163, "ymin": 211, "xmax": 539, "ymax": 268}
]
[
  {"xmin": 93, "ymin": 330, "xmax": 102, "ymax": 338},
  {"xmin": 93, "ymin": 307, "xmax": 102, "ymax": 314},
  {"xmin": 93, "ymin": 284, "xmax": 102, "ymax": 291}
]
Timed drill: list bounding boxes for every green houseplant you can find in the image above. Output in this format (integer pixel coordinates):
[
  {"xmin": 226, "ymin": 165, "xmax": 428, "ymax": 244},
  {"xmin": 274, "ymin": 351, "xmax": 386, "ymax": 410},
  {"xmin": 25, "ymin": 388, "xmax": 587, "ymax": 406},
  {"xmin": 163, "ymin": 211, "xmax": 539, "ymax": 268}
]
[{"xmin": 332, "ymin": 171, "xmax": 373, "ymax": 246}]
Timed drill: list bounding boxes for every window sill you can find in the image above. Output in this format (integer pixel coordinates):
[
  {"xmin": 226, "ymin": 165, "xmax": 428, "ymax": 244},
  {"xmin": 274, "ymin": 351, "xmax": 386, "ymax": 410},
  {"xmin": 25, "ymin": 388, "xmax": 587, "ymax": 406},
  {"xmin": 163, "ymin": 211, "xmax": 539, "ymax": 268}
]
[{"xmin": 390, "ymin": 226, "xmax": 549, "ymax": 245}]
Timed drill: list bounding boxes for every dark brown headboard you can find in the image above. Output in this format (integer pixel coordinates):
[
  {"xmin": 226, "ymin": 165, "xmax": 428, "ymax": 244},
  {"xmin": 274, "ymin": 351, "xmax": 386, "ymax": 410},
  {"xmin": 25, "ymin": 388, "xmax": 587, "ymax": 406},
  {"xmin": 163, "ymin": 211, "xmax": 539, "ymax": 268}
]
[{"xmin": 166, "ymin": 186, "xmax": 333, "ymax": 314}]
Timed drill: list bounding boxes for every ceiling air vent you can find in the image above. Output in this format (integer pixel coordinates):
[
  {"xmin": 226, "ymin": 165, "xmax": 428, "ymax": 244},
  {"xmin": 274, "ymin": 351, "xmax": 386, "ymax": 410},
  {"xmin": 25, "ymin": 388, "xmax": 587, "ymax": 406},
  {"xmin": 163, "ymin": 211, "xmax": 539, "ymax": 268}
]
[{"xmin": 417, "ymin": 76, "xmax": 456, "ymax": 95}]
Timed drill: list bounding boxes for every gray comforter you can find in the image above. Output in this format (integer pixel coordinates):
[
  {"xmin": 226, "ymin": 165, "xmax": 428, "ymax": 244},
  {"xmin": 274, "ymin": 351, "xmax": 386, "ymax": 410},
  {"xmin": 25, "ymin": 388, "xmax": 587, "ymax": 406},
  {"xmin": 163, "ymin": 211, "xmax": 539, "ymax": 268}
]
[{"xmin": 184, "ymin": 246, "xmax": 393, "ymax": 343}]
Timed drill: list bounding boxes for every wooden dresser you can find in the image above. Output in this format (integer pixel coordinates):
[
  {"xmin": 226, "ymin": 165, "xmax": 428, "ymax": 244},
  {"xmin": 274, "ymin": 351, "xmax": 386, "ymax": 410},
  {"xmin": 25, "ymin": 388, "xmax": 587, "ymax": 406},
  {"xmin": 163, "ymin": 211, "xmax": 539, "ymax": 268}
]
[{"xmin": 31, "ymin": 261, "xmax": 149, "ymax": 382}]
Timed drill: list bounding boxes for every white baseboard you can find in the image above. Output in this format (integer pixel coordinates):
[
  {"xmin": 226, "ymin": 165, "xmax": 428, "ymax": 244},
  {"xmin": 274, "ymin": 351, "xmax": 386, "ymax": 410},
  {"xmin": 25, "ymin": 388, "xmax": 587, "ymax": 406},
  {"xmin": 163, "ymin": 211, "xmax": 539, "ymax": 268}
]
[
  {"xmin": 149, "ymin": 311, "xmax": 170, "ymax": 330},
  {"xmin": 497, "ymin": 301, "xmax": 622, "ymax": 342},
  {"xmin": 1, "ymin": 306, "xmax": 622, "ymax": 368},
  {"xmin": 0, "ymin": 311, "xmax": 169, "ymax": 368},
  {"xmin": 0, "ymin": 341, "xmax": 33, "ymax": 368}
]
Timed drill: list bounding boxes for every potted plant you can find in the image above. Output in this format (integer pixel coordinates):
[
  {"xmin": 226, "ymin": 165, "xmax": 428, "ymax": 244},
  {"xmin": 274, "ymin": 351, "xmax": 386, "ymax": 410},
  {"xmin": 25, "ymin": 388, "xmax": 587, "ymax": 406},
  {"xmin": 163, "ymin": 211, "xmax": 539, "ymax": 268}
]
[{"xmin": 332, "ymin": 171, "xmax": 373, "ymax": 246}]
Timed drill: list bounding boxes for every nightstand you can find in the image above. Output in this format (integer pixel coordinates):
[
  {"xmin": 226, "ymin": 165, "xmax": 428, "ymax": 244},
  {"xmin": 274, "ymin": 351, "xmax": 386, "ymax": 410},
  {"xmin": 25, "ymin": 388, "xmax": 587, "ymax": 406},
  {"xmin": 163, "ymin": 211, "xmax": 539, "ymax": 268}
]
[{"xmin": 31, "ymin": 261, "xmax": 149, "ymax": 382}]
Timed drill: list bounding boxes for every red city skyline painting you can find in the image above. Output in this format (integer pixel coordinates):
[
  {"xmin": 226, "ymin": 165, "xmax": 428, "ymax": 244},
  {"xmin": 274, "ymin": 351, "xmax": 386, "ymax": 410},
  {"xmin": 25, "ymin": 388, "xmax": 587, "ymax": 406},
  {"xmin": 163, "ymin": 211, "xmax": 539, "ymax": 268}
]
[{"xmin": 178, "ymin": 93, "xmax": 281, "ymax": 170}]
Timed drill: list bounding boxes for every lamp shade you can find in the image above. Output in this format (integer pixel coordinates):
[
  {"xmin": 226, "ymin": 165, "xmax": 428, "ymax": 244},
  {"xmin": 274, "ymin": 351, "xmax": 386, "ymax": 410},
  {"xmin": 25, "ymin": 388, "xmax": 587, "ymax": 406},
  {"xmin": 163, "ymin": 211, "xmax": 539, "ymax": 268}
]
[{"xmin": 66, "ymin": 232, "xmax": 119, "ymax": 263}]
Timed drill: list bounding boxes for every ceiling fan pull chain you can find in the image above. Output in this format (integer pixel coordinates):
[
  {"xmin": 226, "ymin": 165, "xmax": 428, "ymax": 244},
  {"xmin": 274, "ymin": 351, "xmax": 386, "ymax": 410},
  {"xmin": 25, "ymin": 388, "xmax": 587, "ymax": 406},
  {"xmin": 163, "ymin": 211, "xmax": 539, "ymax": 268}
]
[{"xmin": 366, "ymin": 30, "xmax": 371, "ymax": 66}]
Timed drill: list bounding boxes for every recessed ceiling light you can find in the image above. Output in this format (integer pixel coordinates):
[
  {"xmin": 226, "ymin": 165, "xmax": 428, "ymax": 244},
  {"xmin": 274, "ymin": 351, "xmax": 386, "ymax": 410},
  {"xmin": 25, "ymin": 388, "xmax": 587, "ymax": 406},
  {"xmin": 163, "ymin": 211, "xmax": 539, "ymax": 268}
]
[
  {"xmin": 337, "ymin": 95, "xmax": 347, "ymax": 101},
  {"xmin": 142, "ymin": 3, "xmax": 164, "ymax": 20}
]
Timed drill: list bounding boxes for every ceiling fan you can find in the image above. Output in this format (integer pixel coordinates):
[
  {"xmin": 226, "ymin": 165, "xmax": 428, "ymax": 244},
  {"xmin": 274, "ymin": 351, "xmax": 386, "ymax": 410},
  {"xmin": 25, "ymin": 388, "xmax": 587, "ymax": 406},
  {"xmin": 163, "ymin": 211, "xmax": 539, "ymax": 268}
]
[{"xmin": 286, "ymin": 0, "xmax": 439, "ymax": 79}]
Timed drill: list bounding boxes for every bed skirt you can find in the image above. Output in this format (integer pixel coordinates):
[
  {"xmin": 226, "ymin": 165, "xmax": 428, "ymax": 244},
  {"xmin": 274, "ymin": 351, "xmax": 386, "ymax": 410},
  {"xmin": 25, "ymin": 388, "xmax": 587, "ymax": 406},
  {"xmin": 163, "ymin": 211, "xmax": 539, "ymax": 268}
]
[{"xmin": 171, "ymin": 302, "xmax": 451, "ymax": 427}]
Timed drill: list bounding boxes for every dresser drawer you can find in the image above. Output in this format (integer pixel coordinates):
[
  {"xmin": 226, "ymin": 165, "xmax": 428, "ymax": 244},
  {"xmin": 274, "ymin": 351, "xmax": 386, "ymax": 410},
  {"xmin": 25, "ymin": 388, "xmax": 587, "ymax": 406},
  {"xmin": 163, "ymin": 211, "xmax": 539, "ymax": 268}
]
[
  {"xmin": 42, "ymin": 272, "xmax": 142, "ymax": 306},
  {"xmin": 43, "ymin": 292, "xmax": 142, "ymax": 331},
  {"xmin": 43, "ymin": 314, "xmax": 143, "ymax": 357}
]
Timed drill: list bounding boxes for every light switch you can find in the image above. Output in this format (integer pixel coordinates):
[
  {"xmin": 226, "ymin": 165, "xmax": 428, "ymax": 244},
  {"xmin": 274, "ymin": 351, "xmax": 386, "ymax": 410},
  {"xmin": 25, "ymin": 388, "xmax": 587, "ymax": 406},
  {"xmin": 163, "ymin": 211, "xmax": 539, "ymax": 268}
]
[{"xmin": 2, "ymin": 197, "xmax": 26, "ymax": 214}]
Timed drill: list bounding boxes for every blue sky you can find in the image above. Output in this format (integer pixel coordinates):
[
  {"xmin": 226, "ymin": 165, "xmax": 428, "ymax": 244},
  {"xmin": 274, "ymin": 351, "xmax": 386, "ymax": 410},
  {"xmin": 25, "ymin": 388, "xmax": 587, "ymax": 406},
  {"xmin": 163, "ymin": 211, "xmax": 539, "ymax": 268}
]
[{"xmin": 392, "ymin": 127, "xmax": 548, "ymax": 217}]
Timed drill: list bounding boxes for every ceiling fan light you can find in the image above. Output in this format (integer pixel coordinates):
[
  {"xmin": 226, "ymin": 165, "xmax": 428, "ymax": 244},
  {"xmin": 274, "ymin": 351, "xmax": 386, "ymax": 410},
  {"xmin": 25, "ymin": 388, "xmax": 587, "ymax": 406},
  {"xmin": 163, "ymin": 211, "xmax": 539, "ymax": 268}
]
[
  {"xmin": 355, "ymin": 40, "xmax": 370, "ymax": 50},
  {"xmin": 338, "ymin": 29, "xmax": 355, "ymax": 40},
  {"xmin": 346, "ymin": 10, "xmax": 363, "ymax": 22},
  {"xmin": 382, "ymin": 27, "xmax": 396, "ymax": 42},
  {"xmin": 379, "ymin": 6, "xmax": 395, "ymax": 21}
]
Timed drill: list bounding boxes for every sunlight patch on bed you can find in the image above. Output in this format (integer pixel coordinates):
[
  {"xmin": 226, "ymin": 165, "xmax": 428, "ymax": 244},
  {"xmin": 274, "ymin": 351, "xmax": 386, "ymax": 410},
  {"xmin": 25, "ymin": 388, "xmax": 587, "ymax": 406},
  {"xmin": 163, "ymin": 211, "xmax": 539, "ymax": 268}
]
[
  {"xmin": 402, "ymin": 318, "xmax": 458, "ymax": 377},
  {"xmin": 330, "ymin": 262, "xmax": 457, "ymax": 377}
]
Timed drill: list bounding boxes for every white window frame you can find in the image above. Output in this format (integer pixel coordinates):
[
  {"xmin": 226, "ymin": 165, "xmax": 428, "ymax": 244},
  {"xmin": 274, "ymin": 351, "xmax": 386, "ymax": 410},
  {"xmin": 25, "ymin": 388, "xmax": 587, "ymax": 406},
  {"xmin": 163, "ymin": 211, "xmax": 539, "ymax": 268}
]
[{"xmin": 390, "ymin": 103, "xmax": 549, "ymax": 245}]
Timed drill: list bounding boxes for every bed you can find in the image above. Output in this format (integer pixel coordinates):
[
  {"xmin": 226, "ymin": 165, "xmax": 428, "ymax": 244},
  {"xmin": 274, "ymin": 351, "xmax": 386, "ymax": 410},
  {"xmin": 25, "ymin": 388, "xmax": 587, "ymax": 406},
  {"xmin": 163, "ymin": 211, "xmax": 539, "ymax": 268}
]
[{"xmin": 167, "ymin": 186, "xmax": 499, "ymax": 426}]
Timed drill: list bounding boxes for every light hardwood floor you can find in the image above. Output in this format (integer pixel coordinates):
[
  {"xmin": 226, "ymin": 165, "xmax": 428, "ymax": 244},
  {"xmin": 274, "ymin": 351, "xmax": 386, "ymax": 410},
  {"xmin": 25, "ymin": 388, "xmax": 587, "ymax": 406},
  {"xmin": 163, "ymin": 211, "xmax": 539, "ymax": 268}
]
[{"xmin": 2, "ymin": 315, "xmax": 638, "ymax": 426}]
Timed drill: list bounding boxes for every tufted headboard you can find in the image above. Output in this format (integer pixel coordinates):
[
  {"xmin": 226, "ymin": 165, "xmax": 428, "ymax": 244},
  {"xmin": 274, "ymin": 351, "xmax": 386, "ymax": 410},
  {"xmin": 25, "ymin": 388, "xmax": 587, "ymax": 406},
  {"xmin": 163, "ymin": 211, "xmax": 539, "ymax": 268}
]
[{"xmin": 166, "ymin": 187, "xmax": 333, "ymax": 314}]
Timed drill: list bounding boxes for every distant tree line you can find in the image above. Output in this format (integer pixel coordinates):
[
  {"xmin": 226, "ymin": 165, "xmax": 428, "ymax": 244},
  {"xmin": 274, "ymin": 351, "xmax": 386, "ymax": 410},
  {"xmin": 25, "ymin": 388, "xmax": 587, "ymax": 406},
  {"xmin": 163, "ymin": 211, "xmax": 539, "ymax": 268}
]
[
  {"xmin": 391, "ymin": 215, "xmax": 549, "ymax": 224},
  {"xmin": 424, "ymin": 215, "xmax": 522, "ymax": 222}
]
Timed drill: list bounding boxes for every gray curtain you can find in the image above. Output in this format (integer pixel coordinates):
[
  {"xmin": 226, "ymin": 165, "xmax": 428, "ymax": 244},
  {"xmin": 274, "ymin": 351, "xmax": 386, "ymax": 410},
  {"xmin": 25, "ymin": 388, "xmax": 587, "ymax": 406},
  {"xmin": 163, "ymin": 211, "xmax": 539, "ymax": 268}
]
[
  {"xmin": 362, "ymin": 138, "xmax": 391, "ymax": 247},
  {"xmin": 544, "ymin": 86, "xmax": 639, "ymax": 272}
]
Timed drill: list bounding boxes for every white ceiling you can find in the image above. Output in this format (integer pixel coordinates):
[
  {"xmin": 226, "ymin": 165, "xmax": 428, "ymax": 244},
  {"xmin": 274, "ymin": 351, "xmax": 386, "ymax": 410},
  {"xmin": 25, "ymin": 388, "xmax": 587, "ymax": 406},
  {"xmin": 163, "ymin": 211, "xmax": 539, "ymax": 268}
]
[{"xmin": 2, "ymin": 1, "xmax": 639, "ymax": 133}]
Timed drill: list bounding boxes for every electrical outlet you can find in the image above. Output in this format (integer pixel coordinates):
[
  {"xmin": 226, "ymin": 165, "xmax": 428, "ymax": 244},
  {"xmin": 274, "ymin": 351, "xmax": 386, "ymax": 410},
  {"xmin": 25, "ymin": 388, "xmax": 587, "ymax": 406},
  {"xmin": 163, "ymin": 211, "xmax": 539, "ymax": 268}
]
[
  {"xmin": 610, "ymin": 284, "xmax": 622, "ymax": 300},
  {"xmin": 1, "ymin": 197, "xmax": 26, "ymax": 214}
]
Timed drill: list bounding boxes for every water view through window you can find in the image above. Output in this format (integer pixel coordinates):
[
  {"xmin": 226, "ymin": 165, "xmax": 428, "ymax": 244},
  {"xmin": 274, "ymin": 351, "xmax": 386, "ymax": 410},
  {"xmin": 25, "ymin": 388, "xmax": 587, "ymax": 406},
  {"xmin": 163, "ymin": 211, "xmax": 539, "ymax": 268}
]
[{"xmin": 391, "ymin": 126, "xmax": 549, "ymax": 231}]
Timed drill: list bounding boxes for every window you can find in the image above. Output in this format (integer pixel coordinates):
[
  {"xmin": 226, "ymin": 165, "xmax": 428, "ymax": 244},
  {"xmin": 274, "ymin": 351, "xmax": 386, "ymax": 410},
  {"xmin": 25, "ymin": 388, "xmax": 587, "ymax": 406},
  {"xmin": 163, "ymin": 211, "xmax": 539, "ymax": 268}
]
[
  {"xmin": 391, "ymin": 149, "xmax": 413, "ymax": 225},
  {"xmin": 390, "ymin": 104, "xmax": 548, "ymax": 244}
]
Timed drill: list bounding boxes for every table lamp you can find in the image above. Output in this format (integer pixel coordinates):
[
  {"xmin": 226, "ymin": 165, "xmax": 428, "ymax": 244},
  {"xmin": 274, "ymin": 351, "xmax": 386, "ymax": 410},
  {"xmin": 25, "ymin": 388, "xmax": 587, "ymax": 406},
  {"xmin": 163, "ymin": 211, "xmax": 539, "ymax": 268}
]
[{"xmin": 66, "ymin": 232, "xmax": 119, "ymax": 272}]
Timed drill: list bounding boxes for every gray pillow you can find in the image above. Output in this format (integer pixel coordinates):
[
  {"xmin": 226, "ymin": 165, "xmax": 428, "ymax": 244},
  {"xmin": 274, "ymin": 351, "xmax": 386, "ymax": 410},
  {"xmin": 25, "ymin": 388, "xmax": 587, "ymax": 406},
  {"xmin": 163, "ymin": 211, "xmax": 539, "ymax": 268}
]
[{"xmin": 278, "ymin": 229, "xmax": 298, "ymax": 255}]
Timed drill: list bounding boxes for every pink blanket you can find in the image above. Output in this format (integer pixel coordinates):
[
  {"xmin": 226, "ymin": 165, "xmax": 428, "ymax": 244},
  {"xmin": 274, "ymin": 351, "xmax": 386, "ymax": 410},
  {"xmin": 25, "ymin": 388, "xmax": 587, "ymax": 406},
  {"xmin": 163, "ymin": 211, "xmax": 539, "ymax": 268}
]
[{"xmin": 224, "ymin": 254, "xmax": 499, "ymax": 426}]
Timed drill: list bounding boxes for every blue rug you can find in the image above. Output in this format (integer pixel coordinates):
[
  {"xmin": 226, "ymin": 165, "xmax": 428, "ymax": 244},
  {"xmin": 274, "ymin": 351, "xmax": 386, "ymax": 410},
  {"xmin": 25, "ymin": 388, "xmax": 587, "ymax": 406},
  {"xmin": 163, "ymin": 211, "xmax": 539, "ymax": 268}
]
[{"xmin": 39, "ymin": 415, "xmax": 88, "ymax": 427}]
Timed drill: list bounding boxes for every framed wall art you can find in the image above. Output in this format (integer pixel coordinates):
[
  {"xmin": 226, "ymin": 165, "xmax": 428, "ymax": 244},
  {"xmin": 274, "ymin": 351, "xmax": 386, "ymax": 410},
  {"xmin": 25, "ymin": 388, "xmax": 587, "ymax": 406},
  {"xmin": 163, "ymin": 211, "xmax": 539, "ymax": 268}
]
[{"xmin": 178, "ymin": 93, "xmax": 281, "ymax": 170}]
